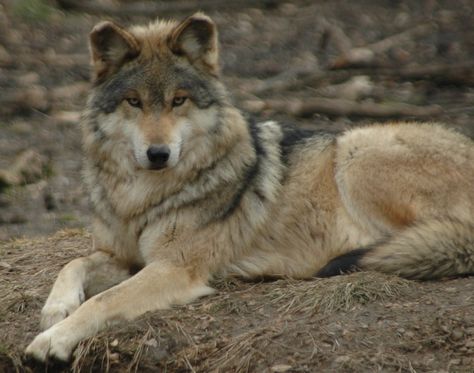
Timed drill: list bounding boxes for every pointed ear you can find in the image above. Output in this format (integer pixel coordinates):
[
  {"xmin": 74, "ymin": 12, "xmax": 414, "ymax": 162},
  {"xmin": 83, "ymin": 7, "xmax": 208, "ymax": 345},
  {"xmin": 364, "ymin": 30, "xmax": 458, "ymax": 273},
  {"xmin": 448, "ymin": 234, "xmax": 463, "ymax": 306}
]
[
  {"xmin": 169, "ymin": 13, "xmax": 219, "ymax": 75},
  {"xmin": 89, "ymin": 21, "xmax": 140, "ymax": 82}
]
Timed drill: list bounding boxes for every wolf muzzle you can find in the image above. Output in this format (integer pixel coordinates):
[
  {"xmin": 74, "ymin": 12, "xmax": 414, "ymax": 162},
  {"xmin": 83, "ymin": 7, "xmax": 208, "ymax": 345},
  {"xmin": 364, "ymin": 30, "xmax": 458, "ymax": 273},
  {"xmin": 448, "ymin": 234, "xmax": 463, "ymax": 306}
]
[{"xmin": 147, "ymin": 144, "xmax": 170, "ymax": 170}]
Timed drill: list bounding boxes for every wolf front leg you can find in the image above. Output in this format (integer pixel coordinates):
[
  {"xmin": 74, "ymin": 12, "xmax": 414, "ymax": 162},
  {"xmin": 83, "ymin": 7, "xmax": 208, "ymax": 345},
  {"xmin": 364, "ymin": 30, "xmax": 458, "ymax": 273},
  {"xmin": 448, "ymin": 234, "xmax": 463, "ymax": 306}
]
[
  {"xmin": 40, "ymin": 251, "xmax": 132, "ymax": 331},
  {"xmin": 25, "ymin": 261, "xmax": 214, "ymax": 362}
]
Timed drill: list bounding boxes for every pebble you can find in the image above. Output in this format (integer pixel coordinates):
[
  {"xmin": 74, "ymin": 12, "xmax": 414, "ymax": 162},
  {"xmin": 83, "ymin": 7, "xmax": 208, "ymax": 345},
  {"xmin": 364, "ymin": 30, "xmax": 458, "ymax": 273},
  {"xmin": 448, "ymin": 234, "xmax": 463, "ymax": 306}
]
[
  {"xmin": 465, "ymin": 340, "xmax": 474, "ymax": 348},
  {"xmin": 451, "ymin": 329, "xmax": 464, "ymax": 341},
  {"xmin": 271, "ymin": 364, "xmax": 292, "ymax": 372},
  {"xmin": 335, "ymin": 356, "xmax": 351, "ymax": 364}
]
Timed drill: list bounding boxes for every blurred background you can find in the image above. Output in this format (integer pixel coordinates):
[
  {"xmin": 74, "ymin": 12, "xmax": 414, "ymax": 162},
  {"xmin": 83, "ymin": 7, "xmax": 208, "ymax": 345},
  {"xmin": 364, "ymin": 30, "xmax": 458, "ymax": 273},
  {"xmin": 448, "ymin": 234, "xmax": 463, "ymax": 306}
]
[{"xmin": 0, "ymin": 0, "xmax": 473, "ymax": 240}]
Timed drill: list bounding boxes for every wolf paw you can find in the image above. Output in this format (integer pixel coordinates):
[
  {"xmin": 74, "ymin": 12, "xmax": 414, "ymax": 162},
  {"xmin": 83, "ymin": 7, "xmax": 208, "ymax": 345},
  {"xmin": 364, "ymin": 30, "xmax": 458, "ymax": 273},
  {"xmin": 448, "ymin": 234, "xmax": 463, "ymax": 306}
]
[
  {"xmin": 40, "ymin": 289, "xmax": 84, "ymax": 330},
  {"xmin": 25, "ymin": 328, "xmax": 73, "ymax": 363}
]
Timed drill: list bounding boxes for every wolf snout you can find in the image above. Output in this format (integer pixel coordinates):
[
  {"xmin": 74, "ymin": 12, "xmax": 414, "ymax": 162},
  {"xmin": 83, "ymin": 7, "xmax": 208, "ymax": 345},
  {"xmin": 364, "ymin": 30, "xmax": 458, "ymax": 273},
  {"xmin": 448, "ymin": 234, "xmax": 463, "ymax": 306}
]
[{"xmin": 147, "ymin": 145, "xmax": 170, "ymax": 169}]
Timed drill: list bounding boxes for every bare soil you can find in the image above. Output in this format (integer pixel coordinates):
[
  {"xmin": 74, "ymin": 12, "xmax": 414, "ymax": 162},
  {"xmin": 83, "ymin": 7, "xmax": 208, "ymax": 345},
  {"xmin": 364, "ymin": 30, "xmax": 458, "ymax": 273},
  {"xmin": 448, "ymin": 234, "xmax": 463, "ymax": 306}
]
[{"xmin": 1, "ymin": 0, "xmax": 474, "ymax": 372}]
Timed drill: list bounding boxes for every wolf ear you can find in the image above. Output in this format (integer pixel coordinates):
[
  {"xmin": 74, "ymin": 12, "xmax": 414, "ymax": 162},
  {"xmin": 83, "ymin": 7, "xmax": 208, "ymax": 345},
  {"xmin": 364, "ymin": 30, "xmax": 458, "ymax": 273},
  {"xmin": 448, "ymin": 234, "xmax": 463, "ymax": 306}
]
[
  {"xmin": 89, "ymin": 21, "xmax": 140, "ymax": 82},
  {"xmin": 169, "ymin": 13, "xmax": 219, "ymax": 75}
]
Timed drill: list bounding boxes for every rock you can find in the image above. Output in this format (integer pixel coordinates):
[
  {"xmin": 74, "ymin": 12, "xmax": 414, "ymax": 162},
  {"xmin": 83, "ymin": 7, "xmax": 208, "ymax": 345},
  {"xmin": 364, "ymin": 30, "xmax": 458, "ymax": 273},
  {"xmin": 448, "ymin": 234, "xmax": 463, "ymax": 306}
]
[
  {"xmin": 334, "ymin": 355, "xmax": 351, "ymax": 364},
  {"xmin": 465, "ymin": 340, "xmax": 474, "ymax": 348},
  {"xmin": 451, "ymin": 329, "xmax": 464, "ymax": 341},
  {"xmin": 271, "ymin": 364, "xmax": 292, "ymax": 372},
  {"xmin": 0, "ymin": 261, "xmax": 11, "ymax": 269}
]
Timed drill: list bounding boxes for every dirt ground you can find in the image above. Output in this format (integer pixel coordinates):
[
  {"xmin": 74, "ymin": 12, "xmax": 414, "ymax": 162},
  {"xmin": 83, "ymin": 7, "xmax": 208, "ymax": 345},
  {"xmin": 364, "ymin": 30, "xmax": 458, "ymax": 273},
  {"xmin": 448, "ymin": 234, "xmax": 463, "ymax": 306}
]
[
  {"xmin": 1, "ymin": 231, "xmax": 474, "ymax": 373},
  {"xmin": 1, "ymin": 0, "xmax": 474, "ymax": 372}
]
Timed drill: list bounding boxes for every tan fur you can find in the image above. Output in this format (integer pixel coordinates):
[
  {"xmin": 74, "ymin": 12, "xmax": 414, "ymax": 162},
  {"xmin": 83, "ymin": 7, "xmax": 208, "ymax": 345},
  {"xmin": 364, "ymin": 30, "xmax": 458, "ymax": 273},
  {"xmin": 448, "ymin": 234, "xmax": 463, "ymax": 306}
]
[{"xmin": 26, "ymin": 15, "xmax": 474, "ymax": 362}]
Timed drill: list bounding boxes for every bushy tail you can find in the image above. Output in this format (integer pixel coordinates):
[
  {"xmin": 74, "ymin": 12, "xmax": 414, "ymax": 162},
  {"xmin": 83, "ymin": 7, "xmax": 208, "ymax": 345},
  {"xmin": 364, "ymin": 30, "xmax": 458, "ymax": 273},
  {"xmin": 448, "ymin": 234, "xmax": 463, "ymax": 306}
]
[{"xmin": 317, "ymin": 217, "xmax": 474, "ymax": 280}]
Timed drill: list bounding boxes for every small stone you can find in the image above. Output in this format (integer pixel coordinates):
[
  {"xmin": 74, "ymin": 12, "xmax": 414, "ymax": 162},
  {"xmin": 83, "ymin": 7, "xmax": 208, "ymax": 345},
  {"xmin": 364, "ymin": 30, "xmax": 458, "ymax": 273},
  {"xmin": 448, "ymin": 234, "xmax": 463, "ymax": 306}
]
[
  {"xmin": 110, "ymin": 339, "xmax": 119, "ymax": 347},
  {"xmin": 335, "ymin": 356, "xmax": 351, "ymax": 364},
  {"xmin": 145, "ymin": 338, "xmax": 158, "ymax": 348},
  {"xmin": 465, "ymin": 340, "xmax": 474, "ymax": 348},
  {"xmin": 0, "ymin": 261, "xmax": 11, "ymax": 269},
  {"xmin": 448, "ymin": 358, "xmax": 461, "ymax": 366},
  {"xmin": 451, "ymin": 329, "xmax": 464, "ymax": 341},
  {"xmin": 466, "ymin": 327, "xmax": 474, "ymax": 335},
  {"xmin": 271, "ymin": 364, "xmax": 292, "ymax": 372}
]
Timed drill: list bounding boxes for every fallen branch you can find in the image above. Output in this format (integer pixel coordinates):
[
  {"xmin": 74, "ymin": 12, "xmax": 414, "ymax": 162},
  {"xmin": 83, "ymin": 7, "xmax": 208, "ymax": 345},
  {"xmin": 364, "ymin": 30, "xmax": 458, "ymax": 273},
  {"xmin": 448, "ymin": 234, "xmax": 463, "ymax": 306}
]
[
  {"xmin": 242, "ymin": 97, "xmax": 443, "ymax": 119},
  {"xmin": 245, "ymin": 68, "xmax": 319, "ymax": 95},
  {"xmin": 392, "ymin": 61, "xmax": 474, "ymax": 85},
  {"xmin": 51, "ymin": 82, "xmax": 89, "ymax": 101},
  {"xmin": 56, "ymin": 0, "xmax": 284, "ymax": 16},
  {"xmin": 245, "ymin": 60, "xmax": 474, "ymax": 95},
  {"xmin": 310, "ymin": 75, "xmax": 374, "ymax": 101},
  {"xmin": 330, "ymin": 23, "xmax": 434, "ymax": 69},
  {"xmin": 1, "ymin": 82, "xmax": 89, "ymax": 116},
  {"xmin": 1, "ymin": 86, "xmax": 49, "ymax": 114}
]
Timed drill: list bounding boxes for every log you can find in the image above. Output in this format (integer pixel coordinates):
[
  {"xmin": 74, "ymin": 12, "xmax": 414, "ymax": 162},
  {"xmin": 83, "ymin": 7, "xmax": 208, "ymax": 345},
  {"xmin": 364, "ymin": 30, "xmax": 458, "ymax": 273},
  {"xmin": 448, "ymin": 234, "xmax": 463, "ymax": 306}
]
[
  {"xmin": 247, "ymin": 60, "xmax": 474, "ymax": 95},
  {"xmin": 392, "ymin": 61, "xmax": 474, "ymax": 85},
  {"xmin": 242, "ymin": 97, "xmax": 443, "ymax": 119},
  {"xmin": 330, "ymin": 23, "xmax": 434, "ymax": 68},
  {"xmin": 56, "ymin": 0, "xmax": 284, "ymax": 16},
  {"xmin": 0, "ymin": 86, "xmax": 49, "ymax": 114}
]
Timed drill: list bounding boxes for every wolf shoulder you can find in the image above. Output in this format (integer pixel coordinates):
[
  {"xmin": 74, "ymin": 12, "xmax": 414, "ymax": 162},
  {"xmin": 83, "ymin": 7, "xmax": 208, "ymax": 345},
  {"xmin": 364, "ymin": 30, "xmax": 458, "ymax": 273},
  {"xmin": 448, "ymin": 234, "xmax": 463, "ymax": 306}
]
[{"xmin": 275, "ymin": 120, "xmax": 474, "ymax": 169}]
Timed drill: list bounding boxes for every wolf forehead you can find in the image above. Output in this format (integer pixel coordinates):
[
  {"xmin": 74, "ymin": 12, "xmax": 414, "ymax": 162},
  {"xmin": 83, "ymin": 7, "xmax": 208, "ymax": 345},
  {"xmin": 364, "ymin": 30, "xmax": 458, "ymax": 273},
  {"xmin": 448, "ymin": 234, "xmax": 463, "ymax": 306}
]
[
  {"xmin": 91, "ymin": 63, "xmax": 218, "ymax": 114},
  {"xmin": 88, "ymin": 14, "xmax": 221, "ymax": 113}
]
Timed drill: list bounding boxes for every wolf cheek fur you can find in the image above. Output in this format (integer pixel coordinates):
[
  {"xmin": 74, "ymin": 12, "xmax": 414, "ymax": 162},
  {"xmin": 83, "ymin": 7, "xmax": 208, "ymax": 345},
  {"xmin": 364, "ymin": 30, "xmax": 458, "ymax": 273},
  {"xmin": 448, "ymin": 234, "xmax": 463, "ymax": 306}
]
[{"xmin": 26, "ymin": 13, "xmax": 474, "ymax": 363}]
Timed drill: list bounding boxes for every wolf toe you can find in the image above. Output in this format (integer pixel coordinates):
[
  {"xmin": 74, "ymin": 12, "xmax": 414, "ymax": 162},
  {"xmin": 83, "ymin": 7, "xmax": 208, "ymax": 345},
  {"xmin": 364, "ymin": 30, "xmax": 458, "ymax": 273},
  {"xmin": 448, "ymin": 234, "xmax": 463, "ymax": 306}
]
[
  {"xmin": 25, "ymin": 329, "xmax": 73, "ymax": 363},
  {"xmin": 40, "ymin": 304, "xmax": 70, "ymax": 331},
  {"xmin": 40, "ymin": 289, "xmax": 84, "ymax": 330}
]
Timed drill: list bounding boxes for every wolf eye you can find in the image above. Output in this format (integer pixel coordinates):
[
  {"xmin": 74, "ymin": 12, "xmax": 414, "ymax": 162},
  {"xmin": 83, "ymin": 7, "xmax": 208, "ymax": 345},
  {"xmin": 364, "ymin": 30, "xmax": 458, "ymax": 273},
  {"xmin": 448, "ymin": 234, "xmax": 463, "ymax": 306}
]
[
  {"xmin": 172, "ymin": 96, "xmax": 187, "ymax": 107},
  {"xmin": 125, "ymin": 97, "xmax": 142, "ymax": 108}
]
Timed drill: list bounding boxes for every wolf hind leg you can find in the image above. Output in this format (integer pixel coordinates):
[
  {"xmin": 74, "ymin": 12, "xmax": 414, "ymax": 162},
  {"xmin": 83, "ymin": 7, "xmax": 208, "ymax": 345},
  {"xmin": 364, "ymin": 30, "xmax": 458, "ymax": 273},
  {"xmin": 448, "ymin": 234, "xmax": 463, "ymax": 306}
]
[
  {"xmin": 317, "ymin": 217, "xmax": 474, "ymax": 280},
  {"xmin": 40, "ymin": 251, "xmax": 131, "ymax": 330}
]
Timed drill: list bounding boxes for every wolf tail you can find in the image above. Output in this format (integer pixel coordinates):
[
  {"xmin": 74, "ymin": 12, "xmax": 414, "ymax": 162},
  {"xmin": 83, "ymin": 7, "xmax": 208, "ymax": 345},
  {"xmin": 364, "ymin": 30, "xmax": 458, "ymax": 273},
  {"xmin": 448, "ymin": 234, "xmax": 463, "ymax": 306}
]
[{"xmin": 317, "ymin": 217, "xmax": 474, "ymax": 280}]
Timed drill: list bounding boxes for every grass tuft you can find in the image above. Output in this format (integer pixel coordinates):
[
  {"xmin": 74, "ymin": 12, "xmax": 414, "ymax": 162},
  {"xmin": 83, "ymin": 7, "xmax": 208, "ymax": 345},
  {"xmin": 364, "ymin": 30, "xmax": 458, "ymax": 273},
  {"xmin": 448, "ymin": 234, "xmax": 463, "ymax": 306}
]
[
  {"xmin": 12, "ymin": 0, "xmax": 55, "ymax": 23},
  {"xmin": 267, "ymin": 272, "xmax": 413, "ymax": 316}
]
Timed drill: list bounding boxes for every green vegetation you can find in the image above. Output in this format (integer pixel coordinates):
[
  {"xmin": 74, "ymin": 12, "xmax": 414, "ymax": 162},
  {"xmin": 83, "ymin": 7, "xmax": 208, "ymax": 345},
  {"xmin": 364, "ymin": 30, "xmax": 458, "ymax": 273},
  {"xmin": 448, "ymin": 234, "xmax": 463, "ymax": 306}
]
[{"xmin": 12, "ymin": 0, "xmax": 54, "ymax": 23}]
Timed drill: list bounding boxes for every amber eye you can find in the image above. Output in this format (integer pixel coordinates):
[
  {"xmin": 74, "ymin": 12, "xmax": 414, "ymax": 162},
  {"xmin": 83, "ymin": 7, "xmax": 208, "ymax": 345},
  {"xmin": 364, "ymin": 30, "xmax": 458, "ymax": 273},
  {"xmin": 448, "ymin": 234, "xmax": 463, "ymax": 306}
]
[
  {"xmin": 125, "ymin": 97, "xmax": 142, "ymax": 108},
  {"xmin": 172, "ymin": 96, "xmax": 187, "ymax": 107}
]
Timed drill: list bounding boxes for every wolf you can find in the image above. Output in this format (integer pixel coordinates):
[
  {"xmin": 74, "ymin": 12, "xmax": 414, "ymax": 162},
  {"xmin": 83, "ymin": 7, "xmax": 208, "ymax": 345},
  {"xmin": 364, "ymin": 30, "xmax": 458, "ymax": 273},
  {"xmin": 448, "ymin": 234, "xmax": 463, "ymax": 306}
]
[{"xmin": 26, "ymin": 12, "xmax": 474, "ymax": 362}]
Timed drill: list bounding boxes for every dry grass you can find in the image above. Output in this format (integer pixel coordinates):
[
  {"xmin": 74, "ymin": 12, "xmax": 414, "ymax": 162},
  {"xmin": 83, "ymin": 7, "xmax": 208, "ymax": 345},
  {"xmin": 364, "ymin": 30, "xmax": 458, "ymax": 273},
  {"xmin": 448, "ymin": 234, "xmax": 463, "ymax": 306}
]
[
  {"xmin": 1, "ymin": 230, "xmax": 473, "ymax": 373},
  {"xmin": 266, "ymin": 272, "xmax": 413, "ymax": 316}
]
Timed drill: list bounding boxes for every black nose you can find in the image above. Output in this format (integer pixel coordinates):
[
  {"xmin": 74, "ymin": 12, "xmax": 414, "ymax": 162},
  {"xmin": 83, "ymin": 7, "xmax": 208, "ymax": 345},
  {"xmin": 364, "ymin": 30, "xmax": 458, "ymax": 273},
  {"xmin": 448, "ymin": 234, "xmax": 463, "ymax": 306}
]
[{"xmin": 146, "ymin": 145, "xmax": 170, "ymax": 169}]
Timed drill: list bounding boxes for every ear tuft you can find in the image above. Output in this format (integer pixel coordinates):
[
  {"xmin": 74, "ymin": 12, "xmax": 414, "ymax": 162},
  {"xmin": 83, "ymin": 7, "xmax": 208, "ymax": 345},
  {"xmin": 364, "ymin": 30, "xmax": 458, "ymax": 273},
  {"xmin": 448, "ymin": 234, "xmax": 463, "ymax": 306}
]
[
  {"xmin": 169, "ymin": 13, "xmax": 219, "ymax": 74},
  {"xmin": 89, "ymin": 21, "xmax": 140, "ymax": 82}
]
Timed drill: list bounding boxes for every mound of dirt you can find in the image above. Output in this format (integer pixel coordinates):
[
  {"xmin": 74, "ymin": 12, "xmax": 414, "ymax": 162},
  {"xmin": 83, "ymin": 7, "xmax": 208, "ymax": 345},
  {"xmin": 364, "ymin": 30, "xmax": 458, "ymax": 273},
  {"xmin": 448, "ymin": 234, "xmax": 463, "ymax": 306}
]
[{"xmin": 1, "ymin": 230, "xmax": 473, "ymax": 372}]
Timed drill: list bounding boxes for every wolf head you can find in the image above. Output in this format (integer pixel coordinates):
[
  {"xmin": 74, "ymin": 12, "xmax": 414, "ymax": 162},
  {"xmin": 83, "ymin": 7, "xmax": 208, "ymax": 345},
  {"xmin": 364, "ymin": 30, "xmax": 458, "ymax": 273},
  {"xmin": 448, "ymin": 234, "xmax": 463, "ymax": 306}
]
[{"xmin": 85, "ymin": 13, "xmax": 227, "ymax": 171}]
